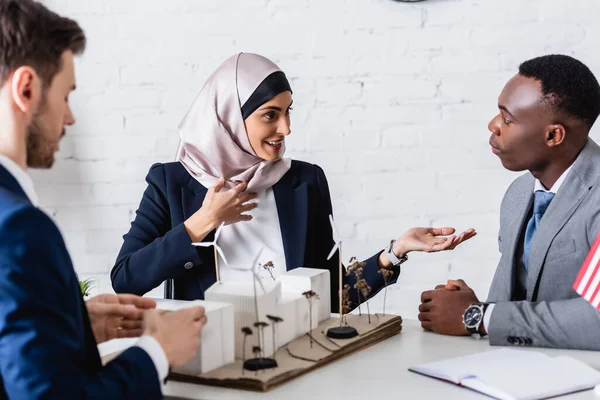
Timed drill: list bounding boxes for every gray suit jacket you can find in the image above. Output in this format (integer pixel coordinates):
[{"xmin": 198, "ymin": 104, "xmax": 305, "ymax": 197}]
[{"xmin": 487, "ymin": 138, "xmax": 600, "ymax": 350}]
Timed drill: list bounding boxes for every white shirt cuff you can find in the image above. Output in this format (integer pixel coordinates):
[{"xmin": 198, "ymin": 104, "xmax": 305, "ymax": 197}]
[
  {"xmin": 135, "ymin": 335, "xmax": 169, "ymax": 381},
  {"xmin": 483, "ymin": 304, "xmax": 495, "ymax": 334}
]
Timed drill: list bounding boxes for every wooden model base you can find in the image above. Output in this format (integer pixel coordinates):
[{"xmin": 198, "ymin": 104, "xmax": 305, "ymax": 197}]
[{"xmin": 170, "ymin": 313, "xmax": 402, "ymax": 392}]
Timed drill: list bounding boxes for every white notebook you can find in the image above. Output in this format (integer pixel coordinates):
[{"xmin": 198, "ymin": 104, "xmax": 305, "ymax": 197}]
[{"xmin": 409, "ymin": 349, "xmax": 600, "ymax": 400}]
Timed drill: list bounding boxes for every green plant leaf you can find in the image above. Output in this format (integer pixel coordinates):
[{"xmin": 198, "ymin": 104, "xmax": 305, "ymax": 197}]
[{"xmin": 79, "ymin": 278, "xmax": 94, "ymax": 297}]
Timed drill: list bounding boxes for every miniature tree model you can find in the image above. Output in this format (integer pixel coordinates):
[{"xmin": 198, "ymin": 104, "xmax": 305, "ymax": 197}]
[
  {"xmin": 228, "ymin": 254, "xmax": 267, "ymax": 328},
  {"xmin": 253, "ymin": 321, "xmax": 269, "ymax": 358},
  {"xmin": 263, "ymin": 261, "xmax": 275, "ymax": 280},
  {"xmin": 342, "ymin": 284, "xmax": 352, "ymax": 325},
  {"xmin": 325, "ymin": 214, "xmax": 358, "ymax": 339},
  {"xmin": 191, "ymin": 222, "xmax": 227, "ymax": 281},
  {"xmin": 244, "ymin": 322, "xmax": 277, "ymax": 371},
  {"xmin": 355, "ymin": 279, "xmax": 372, "ymax": 323},
  {"xmin": 241, "ymin": 327, "xmax": 253, "ymax": 374},
  {"xmin": 242, "ymin": 256, "xmax": 278, "ymax": 371},
  {"xmin": 266, "ymin": 315, "xmax": 283, "ymax": 362},
  {"xmin": 378, "ymin": 266, "xmax": 395, "ymax": 316},
  {"xmin": 231, "ymin": 255, "xmax": 267, "ymax": 344},
  {"xmin": 346, "ymin": 257, "xmax": 366, "ymax": 316},
  {"xmin": 252, "ymin": 346, "xmax": 261, "ymax": 360},
  {"xmin": 302, "ymin": 290, "xmax": 320, "ymax": 348},
  {"xmin": 251, "ymin": 261, "xmax": 268, "ymax": 331}
]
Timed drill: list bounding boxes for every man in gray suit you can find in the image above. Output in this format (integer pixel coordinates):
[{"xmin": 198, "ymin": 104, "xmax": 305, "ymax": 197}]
[{"xmin": 418, "ymin": 54, "xmax": 600, "ymax": 350}]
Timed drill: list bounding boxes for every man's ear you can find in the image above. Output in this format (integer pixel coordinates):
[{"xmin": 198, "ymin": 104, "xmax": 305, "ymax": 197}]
[
  {"xmin": 11, "ymin": 66, "xmax": 41, "ymax": 114},
  {"xmin": 545, "ymin": 124, "xmax": 566, "ymax": 147}
]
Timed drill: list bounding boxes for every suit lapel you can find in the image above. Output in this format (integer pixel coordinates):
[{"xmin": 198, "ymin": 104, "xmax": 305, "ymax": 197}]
[
  {"xmin": 273, "ymin": 171, "xmax": 308, "ymax": 271},
  {"xmin": 179, "ymin": 176, "xmax": 216, "ymax": 293},
  {"xmin": 501, "ymin": 188, "xmax": 533, "ymax": 301},
  {"xmin": 182, "ymin": 176, "xmax": 209, "ymax": 224},
  {"xmin": 526, "ymin": 139, "xmax": 600, "ymax": 300},
  {"xmin": 526, "ymin": 176, "xmax": 587, "ymax": 300},
  {"xmin": 0, "ymin": 164, "xmax": 30, "ymax": 203}
]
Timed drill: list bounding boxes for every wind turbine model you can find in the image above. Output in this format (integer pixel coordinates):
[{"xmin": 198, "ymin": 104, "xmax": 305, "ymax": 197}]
[
  {"xmin": 192, "ymin": 222, "xmax": 227, "ymax": 282},
  {"xmin": 326, "ymin": 215, "xmax": 358, "ymax": 339},
  {"xmin": 231, "ymin": 250, "xmax": 278, "ymax": 371}
]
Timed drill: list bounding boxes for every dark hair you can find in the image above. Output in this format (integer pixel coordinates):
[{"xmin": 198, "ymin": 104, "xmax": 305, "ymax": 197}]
[
  {"xmin": 0, "ymin": 0, "xmax": 86, "ymax": 88},
  {"xmin": 519, "ymin": 55, "xmax": 600, "ymax": 128},
  {"xmin": 241, "ymin": 71, "xmax": 292, "ymax": 119}
]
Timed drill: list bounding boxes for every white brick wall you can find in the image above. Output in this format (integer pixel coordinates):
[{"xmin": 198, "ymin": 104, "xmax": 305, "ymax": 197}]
[{"xmin": 39, "ymin": 0, "xmax": 600, "ymax": 316}]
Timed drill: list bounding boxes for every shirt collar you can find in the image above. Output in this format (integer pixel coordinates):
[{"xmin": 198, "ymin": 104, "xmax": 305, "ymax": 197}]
[
  {"xmin": 0, "ymin": 155, "xmax": 39, "ymax": 206},
  {"xmin": 533, "ymin": 164, "xmax": 573, "ymax": 194}
]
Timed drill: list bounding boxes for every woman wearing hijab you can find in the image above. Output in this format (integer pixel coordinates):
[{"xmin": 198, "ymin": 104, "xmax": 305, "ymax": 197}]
[{"xmin": 111, "ymin": 53, "xmax": 476, "ymax": 310}]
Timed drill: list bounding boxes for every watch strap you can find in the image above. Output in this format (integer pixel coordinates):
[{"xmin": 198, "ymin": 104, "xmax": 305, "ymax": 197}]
[
  {"xmin": 386, "ymin": 240, "xmax": 407, "ymax": 267},
  {"xmin": 476, "ymin": 302, "xmax": 489, "ymax": 335}
]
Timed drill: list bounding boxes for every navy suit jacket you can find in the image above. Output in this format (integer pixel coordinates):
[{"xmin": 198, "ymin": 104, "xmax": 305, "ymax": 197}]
[
  {"xmin": 0, "ymin": 165, "xmax": 161, "ymax": 399},
  {"xmin": 112, "ymin": 161, "xmax": 399, "ymax": 310}
]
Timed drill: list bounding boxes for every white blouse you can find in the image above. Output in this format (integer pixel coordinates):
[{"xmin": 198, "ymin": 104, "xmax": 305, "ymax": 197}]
[{"xmin": 216, "ymin": 187, "xmax": 287, "ymax": 282}]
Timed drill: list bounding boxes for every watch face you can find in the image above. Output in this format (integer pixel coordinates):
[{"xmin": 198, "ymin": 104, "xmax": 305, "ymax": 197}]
[{"xmin": 463, "ymin": 306, "xmax": 483, "ymax": 328}]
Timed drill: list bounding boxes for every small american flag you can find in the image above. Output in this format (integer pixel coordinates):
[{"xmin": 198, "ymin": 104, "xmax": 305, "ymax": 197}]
[{"xmin": 573, "ymin": 233, "xmax": 600, "ymax": 310}]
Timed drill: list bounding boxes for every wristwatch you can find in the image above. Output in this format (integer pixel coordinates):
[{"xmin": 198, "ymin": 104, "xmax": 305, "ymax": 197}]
[
  {"xmin": 385, "ymin": 240, "xmax": 408, "ymax": 267},
  {"xmin": 462, "ymin": 302, "xmax": 489, "ymax": 335}
]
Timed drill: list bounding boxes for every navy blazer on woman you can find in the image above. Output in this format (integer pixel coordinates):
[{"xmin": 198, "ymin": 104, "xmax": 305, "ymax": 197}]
[
  {"xmin": 0, "ymin": 165, "xmax": 161, "ymax": 399},
  {"xmin": 112, "ymin": 160, "xmax": 399, "ymax": 311}
]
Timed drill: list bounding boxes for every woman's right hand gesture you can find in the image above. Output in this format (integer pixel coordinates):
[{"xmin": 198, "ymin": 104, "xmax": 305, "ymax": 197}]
[
  {"xmin": 184, "ymin": 178, "xmax": 257, "ymax": 242},
  {"xmin": 202, "ymin": 179, "xmax": 257, "ymax": 225}
]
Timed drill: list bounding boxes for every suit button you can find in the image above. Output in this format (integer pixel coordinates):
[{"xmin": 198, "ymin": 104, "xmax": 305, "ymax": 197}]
[
  {"xmin": 507, "ymin": 336, "xmax": 518, "ymax": 345},
  {"xmin": 184, "ymin": 262, "xmax": 194, "ymax": 269},
  {"xmin": 524, "ymin": 338, "xmax": 532, "ymax": 345}
]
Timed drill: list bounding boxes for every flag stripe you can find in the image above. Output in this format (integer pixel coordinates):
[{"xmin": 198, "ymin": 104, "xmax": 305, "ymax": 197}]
[
  {"xmin": 586, "ymin": 270, "xmax": 600, "ymax": 307},
  {"xmin": 591, "ymin": 289, "xmax": 600, "ymax": 309},
  {"xmin": 583, "ymin": 265, "xmax": 600, "ymax": 299},
  {"xmin": 574, "ymin": 233, "xmax": 600, "ymax": 311},
  {"xmin": 574, "ymin": 233, "xmax": 600, "ymax": 294}
]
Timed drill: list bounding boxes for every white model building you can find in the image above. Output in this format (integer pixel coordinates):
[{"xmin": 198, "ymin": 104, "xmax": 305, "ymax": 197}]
[
  {"xmin": 279, "ymin": 268, "xmax": 331, "ymax": 323},
  {"xmin": 154, "ymin": 299, "xmax": 235, "ymax": 375},
  {"xmin": 160, "ymin": 267, "xmax": 332, "ymax": 375},
  {"xmin": 205, "ymin": 279, "xmax": 281, "ymax": 358},
  {"xmin": 278, "ymin": 291, "xmax": 312, "ymax": 346}
]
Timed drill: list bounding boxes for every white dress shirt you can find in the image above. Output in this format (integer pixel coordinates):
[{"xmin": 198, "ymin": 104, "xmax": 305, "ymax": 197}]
[
  {"xmin": 0, "ymin": 155, "xmax": 169, "ymax": 381},
  {"xmin": 483, "ymin": 165, "xmax": 573, "ymax": 332},
  {"xmin": 217, "ymin": 187, "xmax": 287, "ymax": 282}
]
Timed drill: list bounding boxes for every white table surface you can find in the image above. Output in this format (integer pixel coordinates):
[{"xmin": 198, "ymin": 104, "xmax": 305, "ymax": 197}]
[{"xmin": 100, "ymin": 319, "xmax": 600, "ymax": 400}]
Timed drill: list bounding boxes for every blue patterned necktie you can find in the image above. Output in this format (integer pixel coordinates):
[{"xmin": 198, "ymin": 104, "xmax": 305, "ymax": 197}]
[{"xmin": 523, "ymin": 190, "xmax": 555, "ymax": 272}]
